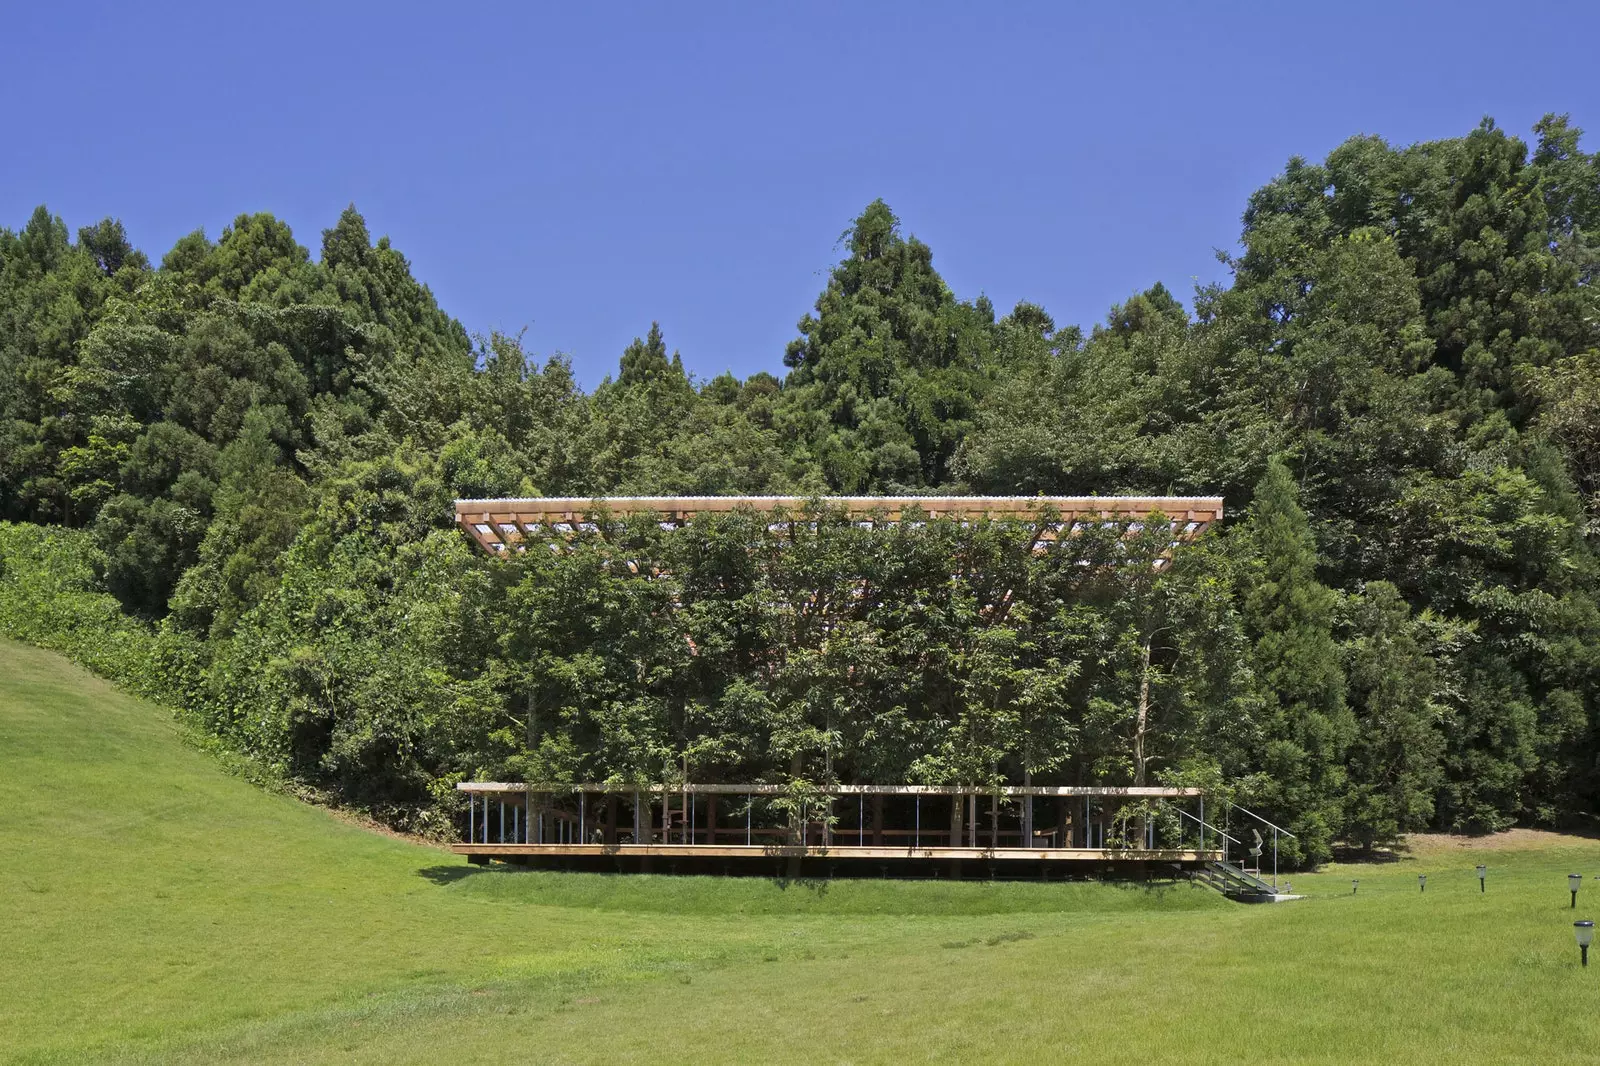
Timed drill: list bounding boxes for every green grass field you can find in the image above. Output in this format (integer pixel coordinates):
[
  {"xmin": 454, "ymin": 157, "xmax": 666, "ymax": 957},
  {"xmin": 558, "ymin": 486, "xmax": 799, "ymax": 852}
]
[{"xmin": 5, "ymin": 636, "xmax": 1600, "ymax": 1064}]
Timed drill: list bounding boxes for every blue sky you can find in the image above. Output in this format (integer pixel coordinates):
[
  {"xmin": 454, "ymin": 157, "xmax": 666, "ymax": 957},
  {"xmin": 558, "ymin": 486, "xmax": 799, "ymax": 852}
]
[{"xmin": 5, "ymin": 1, "xmax": 1597, "ymax": 387}]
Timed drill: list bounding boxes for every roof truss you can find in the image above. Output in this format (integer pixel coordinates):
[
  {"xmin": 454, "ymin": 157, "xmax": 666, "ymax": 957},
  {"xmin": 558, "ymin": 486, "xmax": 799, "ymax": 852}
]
[{"xmin": 454, "ymin": 495, "xmax": 1224, "ymax": 557}]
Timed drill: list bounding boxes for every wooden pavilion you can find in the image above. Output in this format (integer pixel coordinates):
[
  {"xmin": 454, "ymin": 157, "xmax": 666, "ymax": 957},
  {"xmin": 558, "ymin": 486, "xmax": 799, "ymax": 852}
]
[{"xmin": 451, "ymin": 494, "xmax": 1231, "ymax": 879}]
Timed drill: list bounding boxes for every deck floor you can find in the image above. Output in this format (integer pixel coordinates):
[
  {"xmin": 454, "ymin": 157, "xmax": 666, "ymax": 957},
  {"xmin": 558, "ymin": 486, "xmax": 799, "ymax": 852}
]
[{"xmin": 452, "ymin": 843, "xmax": 1222, "ymax": 862}]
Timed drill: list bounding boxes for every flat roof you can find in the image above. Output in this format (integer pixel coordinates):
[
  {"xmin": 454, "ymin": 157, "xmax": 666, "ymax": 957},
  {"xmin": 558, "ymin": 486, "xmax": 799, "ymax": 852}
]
[{"xmin": 454, "ymin": 495, "xmax": 1223, "ymax": 557}]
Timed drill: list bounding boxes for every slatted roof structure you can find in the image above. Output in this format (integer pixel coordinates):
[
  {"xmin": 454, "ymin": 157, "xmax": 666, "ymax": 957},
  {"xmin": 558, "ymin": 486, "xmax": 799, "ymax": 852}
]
[{"xmin": 453, "ymin": 495, "xmax": 1225, "ymax": 558}]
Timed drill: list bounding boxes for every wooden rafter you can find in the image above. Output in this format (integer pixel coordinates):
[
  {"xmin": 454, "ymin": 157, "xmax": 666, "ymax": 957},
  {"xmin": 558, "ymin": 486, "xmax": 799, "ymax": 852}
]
[{"xmin": 453, "ymin": 495, "xmax": 1224, "ymax": 557}]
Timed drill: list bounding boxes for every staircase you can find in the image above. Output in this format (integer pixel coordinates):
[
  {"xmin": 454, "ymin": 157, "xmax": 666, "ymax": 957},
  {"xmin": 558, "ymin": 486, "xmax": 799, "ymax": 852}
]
[{"xmin": 1191, "ymin": 860, "xmax": 1282, "ymax": 901}]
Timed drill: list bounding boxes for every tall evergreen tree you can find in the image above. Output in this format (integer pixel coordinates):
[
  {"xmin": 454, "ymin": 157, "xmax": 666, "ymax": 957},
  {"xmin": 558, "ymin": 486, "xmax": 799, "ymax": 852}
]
[
  {"xmin": 777, "ymin": 200, "xmax": 997, "ymax": 491},
  {"xmin": 1235, "ymin": 458, "xmax": 1352, "ymax": 863}
]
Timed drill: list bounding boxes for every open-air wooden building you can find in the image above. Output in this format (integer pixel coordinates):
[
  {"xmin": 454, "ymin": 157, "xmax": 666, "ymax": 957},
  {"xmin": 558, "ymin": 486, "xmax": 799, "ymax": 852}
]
[
  {"xmin": 452, "ymin": 781, "xmax": 1233, "ymax": 879},
  {"xmin": 451, "ymin": 494, "xmax": 1247, "ymax": 881}
]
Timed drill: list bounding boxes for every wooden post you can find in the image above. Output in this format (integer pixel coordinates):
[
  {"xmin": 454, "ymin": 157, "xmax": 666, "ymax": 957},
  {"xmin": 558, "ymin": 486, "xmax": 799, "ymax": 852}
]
[
  {"xmin": 871, "ymin": 794, "xmax": 884, "ymax": 847},
  {"xmin": 968, "ymin": 793, "xmax": 978, "ymax": 848},
  {"xmin": 989, "ymin": 792, "xmax": 999, "ymax": 850}
]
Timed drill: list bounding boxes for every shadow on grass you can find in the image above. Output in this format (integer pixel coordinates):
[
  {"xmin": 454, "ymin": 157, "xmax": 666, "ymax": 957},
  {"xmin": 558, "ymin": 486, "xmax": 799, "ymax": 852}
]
[
  {"xmin": 418, "ymin": 863, "xmax": 838, "ymax": 896},
  {"xmin": 417, "ymin": 865, "xmax": 486, "ymax": 886},
  {"xmin": 1330, "ymin": 844, "xmax": 1405, "ymax": 865}
]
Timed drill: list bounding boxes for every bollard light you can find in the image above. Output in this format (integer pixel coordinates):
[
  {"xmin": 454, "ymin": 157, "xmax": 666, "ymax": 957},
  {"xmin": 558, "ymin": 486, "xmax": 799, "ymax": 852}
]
[
  {"xmin": 1477, "ymin": 864, "xmax": 1486, "ymax": 893},
  {"xmin": 1572, "ymin": 873, "xmax": 1584, "ymax": 909},
  {"xmin": 1419, "ymin": 874, "xmax": 1427, "ymax": 893},
  {"xmin": 1577, "ymin": 920, "xmax": 1594, "ymax": 967},
  {"xmin": 1352, "ymin": 879, "xmax": 1359, "ymax": 895}
]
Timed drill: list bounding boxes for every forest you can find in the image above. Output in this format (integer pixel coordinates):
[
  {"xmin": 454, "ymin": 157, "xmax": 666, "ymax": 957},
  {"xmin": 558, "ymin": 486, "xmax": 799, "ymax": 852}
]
[{"xmin": 2, "ymin": 115, "xmax": 1598, "ymax": 864}]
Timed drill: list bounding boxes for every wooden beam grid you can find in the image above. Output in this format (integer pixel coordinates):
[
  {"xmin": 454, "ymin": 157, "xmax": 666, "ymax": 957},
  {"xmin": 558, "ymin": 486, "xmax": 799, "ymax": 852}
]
[{"xmin": 453, "ymin": 495, "xmax": 1223, "ymax": 558}]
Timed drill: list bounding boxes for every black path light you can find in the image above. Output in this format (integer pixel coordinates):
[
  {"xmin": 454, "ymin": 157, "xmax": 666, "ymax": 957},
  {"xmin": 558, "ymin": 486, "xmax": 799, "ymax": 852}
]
[
  {"xmin": 1477, "ymin": 864, "xmax": 1486, "ymax": 893},
  {"xmin": 1419, "ymin": 874, "xmax": 1427, "ymax": 893},
  {"xmin": 1577, "ymin": 920, "xmax": 1594, "ymax": 968},
  {"xmin": 1352, "ymin": 879, "xmax": 1359, "ymax": 895},
  {"xmin": 1572, "ymin": 874, "xmax": 1584, "ymax": 909}
]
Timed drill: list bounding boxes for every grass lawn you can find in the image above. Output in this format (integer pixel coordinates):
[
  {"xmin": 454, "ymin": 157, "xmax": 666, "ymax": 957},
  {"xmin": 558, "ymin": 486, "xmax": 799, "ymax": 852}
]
[{"xmin": 4, "ymin": 636, "xmax": 1600, "ymax": 1064}]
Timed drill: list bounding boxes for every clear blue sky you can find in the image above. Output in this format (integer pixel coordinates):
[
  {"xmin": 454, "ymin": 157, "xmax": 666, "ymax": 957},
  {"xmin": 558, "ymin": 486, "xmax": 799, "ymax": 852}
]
[{"xmin": 5, "ymin": 1, "xmax": 1597, "ymax": 387}]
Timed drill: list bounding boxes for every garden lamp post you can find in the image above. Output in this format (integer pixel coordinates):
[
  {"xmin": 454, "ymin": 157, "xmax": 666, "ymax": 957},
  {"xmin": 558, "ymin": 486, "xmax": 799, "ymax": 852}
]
[
  {"xmin": 1477, "ymin": 864, "xmax": 1486, "ymax": 893},
  {"xmin": 1572, "ymin": 873, "xmax": 1584, "ymax": 909},
  {"xmin": 1577, "ymin": 920, "xmax": 1594, "ymax": 968},
  {"xmin": 1419, "ymin": 874, "xmax": 1427, "ymax": 893},
  {"xmin": 1352, "ymin": 879, "xmax": 1358, "ymax": 895}
]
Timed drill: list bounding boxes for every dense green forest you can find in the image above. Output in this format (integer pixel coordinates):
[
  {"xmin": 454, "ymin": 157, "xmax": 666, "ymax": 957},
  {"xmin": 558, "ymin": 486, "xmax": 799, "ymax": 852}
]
[{"xmin": 3, "ymin": 116, "xmax": 1599, "ymax": 863}]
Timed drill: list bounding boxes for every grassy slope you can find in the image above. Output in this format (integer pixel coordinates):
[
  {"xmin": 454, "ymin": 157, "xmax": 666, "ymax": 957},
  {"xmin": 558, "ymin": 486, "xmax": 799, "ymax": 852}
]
[{"xmin": 3, "ymin": 637, "xmax": 1599, "ymax": 1064}]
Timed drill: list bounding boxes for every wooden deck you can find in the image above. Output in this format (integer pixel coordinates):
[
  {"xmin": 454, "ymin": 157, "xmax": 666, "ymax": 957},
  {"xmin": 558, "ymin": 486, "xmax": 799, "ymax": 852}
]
[
  {"xmin": 452, "ymin": 843, "xmax": 1222, "ymax": 862},
  {"xmin": 454, "ymin": 780, "xmax": 1235, "ymax": 878}
]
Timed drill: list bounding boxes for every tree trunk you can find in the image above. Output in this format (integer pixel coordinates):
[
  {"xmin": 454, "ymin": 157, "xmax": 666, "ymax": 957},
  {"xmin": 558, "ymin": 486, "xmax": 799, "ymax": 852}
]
[
  {"xmin": 1134, "ymin": 636, "xmax": 1152, "ymax": 787},
  {"xmin": 1134, "ymin": 637, "xmax": 1153, "ymax": 847},
  {"xmin": 1022, "ymin": 770, "xmax": 1033, "ymax": 844}
]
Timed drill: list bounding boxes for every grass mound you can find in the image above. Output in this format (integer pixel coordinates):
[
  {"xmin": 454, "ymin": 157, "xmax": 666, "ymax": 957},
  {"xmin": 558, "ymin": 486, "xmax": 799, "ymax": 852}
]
[
  {"xmin": 4, "ymin": 636, "xmax": 1600, "ymax": 1064},
  {"xmin": 448, "ymin": 865, "xmax": 1222, "ymax": 916}
]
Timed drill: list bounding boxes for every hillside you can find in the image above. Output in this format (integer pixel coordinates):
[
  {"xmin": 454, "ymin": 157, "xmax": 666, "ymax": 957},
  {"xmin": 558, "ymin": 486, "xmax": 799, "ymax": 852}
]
[
  {"xmin": 7, "ymin": 118, "xmax": 1600, "ymax": 856},
  {"xmin": 5, "ymin": 636, "xmax": 1600, "ymax": 1064}
]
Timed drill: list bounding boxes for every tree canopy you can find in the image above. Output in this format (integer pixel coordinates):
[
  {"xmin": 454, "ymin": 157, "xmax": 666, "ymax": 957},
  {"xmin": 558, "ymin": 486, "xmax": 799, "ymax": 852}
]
[{"xmin": 3, "ymin": 116, "xmax": 1599, "ymax": 857}]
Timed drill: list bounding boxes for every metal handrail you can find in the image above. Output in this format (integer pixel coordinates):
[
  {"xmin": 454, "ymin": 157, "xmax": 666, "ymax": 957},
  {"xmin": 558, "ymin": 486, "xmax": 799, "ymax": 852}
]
[
  {"xmin": 1172, "ymin": 806, "xmax": 1240, "ymax": 846},
  {"xmin": 1228, "ymin": 803, "xmax": 1297, "ymax": 838}
]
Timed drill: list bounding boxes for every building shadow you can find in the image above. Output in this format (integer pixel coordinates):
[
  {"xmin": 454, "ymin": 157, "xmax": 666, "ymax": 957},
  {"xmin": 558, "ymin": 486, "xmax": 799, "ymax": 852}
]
[{"xmin": 416, "ymin": 864, "xmax": 484, "ymax": 886}]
